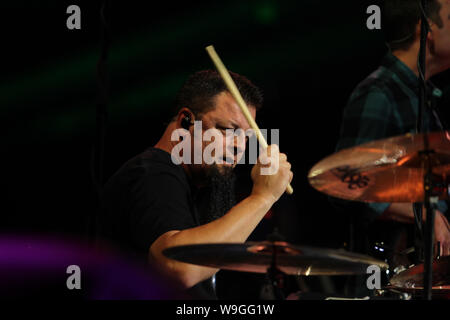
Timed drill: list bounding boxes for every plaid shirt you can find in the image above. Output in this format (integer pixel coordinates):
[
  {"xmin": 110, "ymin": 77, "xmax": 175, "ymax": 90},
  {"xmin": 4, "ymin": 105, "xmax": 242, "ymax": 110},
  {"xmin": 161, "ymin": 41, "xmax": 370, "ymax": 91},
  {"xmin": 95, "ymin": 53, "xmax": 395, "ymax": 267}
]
[{"xmin": 336, "ymin": 52, "xmax": 448, "ymax": 216}]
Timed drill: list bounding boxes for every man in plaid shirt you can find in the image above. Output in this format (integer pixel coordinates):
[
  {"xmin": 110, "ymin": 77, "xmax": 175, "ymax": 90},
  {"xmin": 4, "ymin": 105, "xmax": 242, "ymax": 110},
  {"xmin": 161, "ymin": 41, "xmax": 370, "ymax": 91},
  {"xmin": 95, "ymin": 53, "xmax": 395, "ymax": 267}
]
[{"xmin": 336, "ymin": 0, "xmax": 450, "ymax": 258}]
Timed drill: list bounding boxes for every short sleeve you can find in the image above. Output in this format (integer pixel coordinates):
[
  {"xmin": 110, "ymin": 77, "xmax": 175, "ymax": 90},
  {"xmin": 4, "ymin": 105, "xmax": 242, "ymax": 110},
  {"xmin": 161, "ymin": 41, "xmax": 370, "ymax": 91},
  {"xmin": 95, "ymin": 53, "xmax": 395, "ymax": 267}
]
[{"xmin": 129, "ymin": 171, "xmax": 197, "ymax": 252}]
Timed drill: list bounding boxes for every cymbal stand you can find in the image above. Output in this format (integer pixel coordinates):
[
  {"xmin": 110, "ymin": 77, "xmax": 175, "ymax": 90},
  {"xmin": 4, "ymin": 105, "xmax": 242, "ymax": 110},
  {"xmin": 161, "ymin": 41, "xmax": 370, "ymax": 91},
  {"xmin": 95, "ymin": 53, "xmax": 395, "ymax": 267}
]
[
  {"xmin": 417, "ymin": 0, "xmax": 436, "ymax": 300},
  {"xmin": 267, "ymin": 242, "xmax": 286, "ymax": 300},
  {"xmin": 266, "ymin": 229, "xmax": 287, "ymax": 300}
]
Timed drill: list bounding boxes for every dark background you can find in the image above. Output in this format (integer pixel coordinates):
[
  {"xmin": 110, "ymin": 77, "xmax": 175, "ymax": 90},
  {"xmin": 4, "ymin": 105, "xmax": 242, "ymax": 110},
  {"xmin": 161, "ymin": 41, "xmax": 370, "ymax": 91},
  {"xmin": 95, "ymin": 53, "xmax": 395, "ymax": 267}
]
[{"xmin": 2, "ymin": 0, "xmax": 449, "ymax": 298}]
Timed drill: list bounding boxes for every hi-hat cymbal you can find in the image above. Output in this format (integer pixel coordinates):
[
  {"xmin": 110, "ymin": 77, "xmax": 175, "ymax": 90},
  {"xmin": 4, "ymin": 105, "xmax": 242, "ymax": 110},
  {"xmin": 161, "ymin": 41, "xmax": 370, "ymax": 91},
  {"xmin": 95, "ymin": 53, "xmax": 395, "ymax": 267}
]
[
  {"xmin": 163, "ymin": 241, "xmax": 388, "ymax": 276},
  {"xmin": 389, "ymin": 256, "xmax": 450, "ymax": 298},
  {"xmin": 308, "ymin": 131, "xmax": 450, "ymax": 202}
]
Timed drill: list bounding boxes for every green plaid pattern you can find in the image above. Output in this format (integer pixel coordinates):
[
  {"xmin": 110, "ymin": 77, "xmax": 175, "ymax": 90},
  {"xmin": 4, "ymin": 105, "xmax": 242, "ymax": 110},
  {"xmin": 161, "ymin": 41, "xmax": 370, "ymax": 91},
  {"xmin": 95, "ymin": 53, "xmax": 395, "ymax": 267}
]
[{"xmin": 336, "ymin": 52, "xmax": 447, "ymax": 216}]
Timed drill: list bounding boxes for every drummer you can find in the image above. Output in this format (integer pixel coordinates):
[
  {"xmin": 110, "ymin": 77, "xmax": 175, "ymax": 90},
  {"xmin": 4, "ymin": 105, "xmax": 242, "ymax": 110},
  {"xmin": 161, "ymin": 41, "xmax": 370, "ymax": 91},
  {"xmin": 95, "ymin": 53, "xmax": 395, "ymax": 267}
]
[
  {"xmin": 97, "ymin": 70, "xmax": 293, "ymax": 298},
  {"xmin": 335, "ymin": 0, "xmax": 450, "ymax": 265}
]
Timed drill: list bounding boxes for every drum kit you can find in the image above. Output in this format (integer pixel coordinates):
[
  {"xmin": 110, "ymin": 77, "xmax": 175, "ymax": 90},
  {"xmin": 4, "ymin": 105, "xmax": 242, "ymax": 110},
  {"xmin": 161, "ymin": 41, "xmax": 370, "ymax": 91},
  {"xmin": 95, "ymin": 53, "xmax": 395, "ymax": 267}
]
[{"xmin": 164, "ymin": 130, "xmax": 450, "ymax": 300}]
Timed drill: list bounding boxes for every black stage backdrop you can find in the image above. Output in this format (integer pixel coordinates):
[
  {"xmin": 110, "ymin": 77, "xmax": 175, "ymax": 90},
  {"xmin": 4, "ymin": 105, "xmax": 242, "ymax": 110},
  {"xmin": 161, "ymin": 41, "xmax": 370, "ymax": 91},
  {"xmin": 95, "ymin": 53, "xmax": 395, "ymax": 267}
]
[{"xmin": 1, "ymin": 0, "xmax": 449, "ymax": 299}]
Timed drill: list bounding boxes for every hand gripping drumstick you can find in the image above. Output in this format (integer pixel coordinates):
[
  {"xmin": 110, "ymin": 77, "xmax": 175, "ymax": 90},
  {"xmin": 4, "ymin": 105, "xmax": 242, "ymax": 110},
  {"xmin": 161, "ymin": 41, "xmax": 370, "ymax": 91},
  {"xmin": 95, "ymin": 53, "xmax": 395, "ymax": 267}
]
[{"xmin": 205, "ymin": 45, "xmax": 294, "ymax": 195}]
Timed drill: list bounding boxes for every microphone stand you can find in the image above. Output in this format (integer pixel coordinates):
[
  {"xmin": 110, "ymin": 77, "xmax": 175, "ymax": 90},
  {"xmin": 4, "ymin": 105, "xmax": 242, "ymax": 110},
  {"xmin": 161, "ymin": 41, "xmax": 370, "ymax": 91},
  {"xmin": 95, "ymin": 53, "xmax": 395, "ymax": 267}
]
[{"xmin": 417, "ymin": 0, "xmax": 436, "ymax": 300}]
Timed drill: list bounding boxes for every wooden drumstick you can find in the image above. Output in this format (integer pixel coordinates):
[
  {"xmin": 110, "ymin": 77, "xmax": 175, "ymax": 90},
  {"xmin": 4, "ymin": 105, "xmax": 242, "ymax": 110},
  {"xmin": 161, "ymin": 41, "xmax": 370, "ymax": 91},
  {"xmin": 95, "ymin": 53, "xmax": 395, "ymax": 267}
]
[{"xmin": 205, "ymin": 45, "xmax": 294, "ymax": 195}]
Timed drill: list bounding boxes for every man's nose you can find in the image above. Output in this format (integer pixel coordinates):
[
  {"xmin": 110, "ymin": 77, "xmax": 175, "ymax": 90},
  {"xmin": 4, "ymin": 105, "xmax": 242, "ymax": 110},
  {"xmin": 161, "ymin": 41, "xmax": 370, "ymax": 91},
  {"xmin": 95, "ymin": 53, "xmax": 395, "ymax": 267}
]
[
  {"xmin": 224, "ymin": 133, "xmax": 245, "ymax": 157},
  {"xmin": 229, "ymin": 139, "xmax": 244, "ymax": 157}
]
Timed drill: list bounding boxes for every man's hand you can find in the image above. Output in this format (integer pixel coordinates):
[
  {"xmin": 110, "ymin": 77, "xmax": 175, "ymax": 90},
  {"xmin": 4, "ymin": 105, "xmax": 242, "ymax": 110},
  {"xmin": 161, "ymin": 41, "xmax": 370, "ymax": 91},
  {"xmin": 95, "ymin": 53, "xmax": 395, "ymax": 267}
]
[
  {"xmin": 149, "ymin": 145, "xmax": 293, "ymax": 289},
  {"xmin": 250, "ymin": 144, "xmax": 293, "ymax": 203},
  {"xmin": 435, "ymin": 210, "xmax": 450, "ymax": 257}
]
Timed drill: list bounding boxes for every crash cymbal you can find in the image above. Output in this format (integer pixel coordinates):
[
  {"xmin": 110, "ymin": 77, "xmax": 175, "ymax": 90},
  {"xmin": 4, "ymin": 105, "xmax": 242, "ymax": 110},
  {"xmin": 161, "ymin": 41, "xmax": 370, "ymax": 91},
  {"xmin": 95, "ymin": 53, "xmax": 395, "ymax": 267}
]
[
  {"xmin": 308, "ymin": 131, "xmax": 450, "ymax": 202},
  {"xmin": 163, "ymin": 241, "xmax": 388, "ymax": 275},
  {"xmin": 389, "ymin": 256, "xmax": 450, "ymax": 298}
]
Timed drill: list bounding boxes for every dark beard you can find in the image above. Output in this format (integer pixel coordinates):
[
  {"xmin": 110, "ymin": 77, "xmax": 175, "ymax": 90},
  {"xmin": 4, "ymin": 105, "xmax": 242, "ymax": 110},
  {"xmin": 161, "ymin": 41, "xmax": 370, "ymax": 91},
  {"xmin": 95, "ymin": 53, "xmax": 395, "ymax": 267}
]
[{"xmin": 197, "ymin": 165, "xmax": 237, "ymax": 225}]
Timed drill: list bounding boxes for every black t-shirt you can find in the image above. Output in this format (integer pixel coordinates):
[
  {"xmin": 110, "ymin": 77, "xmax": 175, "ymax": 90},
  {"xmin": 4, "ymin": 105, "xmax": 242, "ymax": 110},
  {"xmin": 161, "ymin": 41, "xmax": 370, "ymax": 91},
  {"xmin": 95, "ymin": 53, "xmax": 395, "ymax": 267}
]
[{"xmin": 97, "ymin": 147, "xmax": 216, "ymax": 299}]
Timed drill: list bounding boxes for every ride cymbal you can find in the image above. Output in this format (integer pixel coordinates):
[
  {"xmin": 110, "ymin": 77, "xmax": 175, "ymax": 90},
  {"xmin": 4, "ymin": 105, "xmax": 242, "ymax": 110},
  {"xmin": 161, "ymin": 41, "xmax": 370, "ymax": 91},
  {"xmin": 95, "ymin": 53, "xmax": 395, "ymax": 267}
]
[{"xmin": 308, "ymin": 131, "xmax": 450, "ymax": 202}]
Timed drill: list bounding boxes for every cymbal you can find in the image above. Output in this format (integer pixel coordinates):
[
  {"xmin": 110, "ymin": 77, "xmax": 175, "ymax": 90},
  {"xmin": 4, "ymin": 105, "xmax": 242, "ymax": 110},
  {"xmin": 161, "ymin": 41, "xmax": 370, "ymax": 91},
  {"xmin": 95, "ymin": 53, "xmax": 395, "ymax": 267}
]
[
  {"xmin": 163, "ymin": 241, "xmax": 388, "ymax": 276},
  {"xmin": 389, "ymin": 256, "xmax": 450, "ymax": 298},
  {"xmin": 308, "ymin": 131, "xmax": 450, "ymax": 202}
]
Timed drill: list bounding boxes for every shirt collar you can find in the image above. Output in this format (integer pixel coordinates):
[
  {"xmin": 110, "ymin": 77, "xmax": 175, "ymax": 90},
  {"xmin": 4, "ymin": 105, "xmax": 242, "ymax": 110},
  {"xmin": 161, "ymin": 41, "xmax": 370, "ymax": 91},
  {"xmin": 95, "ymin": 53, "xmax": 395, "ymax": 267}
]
[{"xmin": 381, "ymin": 52, "xmax": 420, "ymax": 90}]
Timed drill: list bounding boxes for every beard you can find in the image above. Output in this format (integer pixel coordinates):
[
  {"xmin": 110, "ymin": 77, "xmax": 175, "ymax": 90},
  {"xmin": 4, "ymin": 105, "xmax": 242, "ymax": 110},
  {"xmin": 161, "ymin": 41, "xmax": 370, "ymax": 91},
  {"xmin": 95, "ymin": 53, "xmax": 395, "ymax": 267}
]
[{"xmin": 196, "ymin": 164, "xmax": 237, "ymax": 225}]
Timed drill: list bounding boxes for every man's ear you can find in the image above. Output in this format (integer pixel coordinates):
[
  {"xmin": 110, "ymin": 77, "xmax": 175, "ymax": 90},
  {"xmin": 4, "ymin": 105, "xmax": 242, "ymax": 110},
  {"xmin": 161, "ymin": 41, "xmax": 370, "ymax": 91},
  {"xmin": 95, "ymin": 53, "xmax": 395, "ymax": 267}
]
[
  {"xmin": 427, "ymin": 21, "xmax": 434, "ymax": 38},
  {"xmin": 426, "ymin": 23, "xmax": 436, "ymax": 54},
  {"xmin": 414, "ymin": 20, "xmax": 427, "ymax": 40},
  {"xmin": 177, "ymin": 107, "xmax": 195, "ymax": 130},
  {"xmin": 414, "ymin": 19, "xmax": 436, "ymax": 52}
]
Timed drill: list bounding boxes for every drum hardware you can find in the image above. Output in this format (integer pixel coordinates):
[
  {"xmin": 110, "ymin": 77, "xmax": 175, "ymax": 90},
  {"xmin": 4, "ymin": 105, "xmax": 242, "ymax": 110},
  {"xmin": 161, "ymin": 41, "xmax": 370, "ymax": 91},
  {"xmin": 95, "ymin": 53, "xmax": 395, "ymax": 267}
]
[
  {"xmin": 375, "ymin": 288, "xmax": 412, "ymax": 300},
  {"xmin": 388, "ymin": 256, "xmax": 450, "ymax": 293},
  {"xmin": 393, "ymin": 265, "xmax": 409, "ymax": 275},
  {"xmin": 308, "ymin": 130, "xmax": 450, "ymax": 299}
]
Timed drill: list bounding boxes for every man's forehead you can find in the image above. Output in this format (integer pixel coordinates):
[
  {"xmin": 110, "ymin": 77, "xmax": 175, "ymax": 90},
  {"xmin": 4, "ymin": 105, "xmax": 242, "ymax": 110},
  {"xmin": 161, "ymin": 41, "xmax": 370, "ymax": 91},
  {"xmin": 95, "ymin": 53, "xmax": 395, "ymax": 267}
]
[{"xmin": 208, "ymin": 92, "xmax": 256, "ymax": 129}]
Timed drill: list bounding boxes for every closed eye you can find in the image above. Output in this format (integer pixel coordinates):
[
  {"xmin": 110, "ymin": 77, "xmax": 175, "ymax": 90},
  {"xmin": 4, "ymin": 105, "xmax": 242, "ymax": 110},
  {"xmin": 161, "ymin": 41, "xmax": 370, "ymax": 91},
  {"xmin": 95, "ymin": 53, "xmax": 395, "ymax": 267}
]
[{"xmin": 217, "ymin": 125, "xmax": 234, "ymax": 131}]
